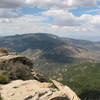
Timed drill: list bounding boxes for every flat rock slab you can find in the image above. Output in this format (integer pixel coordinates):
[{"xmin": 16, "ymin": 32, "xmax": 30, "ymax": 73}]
[
  {"xmin": 0, "ymin": 80, "xmax": 80, "ymax": 100},
  {"xmin": 0, "ymin": 80, "xmax": 53, "ymax": 100}
]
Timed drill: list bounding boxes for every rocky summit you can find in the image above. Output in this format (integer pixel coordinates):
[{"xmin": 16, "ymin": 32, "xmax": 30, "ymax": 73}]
[{"xmin": 0, "ymin": 79, "xmax": 80, "ymax": 100}]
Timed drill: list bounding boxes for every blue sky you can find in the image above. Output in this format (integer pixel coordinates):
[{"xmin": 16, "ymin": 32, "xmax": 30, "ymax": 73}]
[{"xmin": 0, "ymin": 0, "xmax": 100, "ymax": 41}]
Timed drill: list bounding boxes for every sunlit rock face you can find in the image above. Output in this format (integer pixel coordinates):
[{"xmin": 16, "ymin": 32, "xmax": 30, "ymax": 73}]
[{"xmin": 0, "ymin": 80, "xmax": 80, "ymax": 100}]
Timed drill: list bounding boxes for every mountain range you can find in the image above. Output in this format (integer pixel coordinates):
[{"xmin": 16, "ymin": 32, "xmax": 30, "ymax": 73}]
[{"xmin": 0, "ymin": 33, "xmax": 100, "ymax": 62}]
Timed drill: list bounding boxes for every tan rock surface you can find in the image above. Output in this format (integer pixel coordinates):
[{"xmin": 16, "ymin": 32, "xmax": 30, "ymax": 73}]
[
  {"xmin": 51, "ymin": 80, "xmax": 80, "ymax": 100},
  {"xmin": 0, "ymin": 80, "xmax": 80, "ymax": 100}
]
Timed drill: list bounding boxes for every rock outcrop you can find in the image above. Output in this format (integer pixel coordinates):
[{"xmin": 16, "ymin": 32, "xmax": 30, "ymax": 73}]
[
  {"xmin": 51, "ymin": 80, "xmax": 80, "ymax": 100},
  {"xmin": 0, "ymin": 80, "xmax": 80, "ymax": 100},
  {"xmin": 0, "ymin": 49, "xmax": 33, "ymax": 80},
  {"xmin": 0, "ymin": 49, "xmax": 80, "ymax": 100},
  {"xmin": 0, "ymin": 48, "xmax": 46, "ymax": 82}
]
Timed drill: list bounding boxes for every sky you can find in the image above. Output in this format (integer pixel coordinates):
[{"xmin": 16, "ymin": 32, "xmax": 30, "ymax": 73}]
[{"xmin": 0, "ymin": 0, "xmax": 100, "ymax": 41}]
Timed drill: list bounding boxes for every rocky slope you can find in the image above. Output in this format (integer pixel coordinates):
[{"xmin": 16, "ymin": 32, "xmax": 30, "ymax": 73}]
[
  {"xmin": 0, "ymin": 80, "xmax": 80, "ymax": 100},
  {"xmin": 0, "ymin": 49, "xmax": 80, "ymax": 100},
  {"xmin": 0, "ymin": 48, "xmax": 46, "ymax": 82}
]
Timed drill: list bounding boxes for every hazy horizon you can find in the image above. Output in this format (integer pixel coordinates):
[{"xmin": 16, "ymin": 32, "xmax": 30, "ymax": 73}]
[{"xmin": 0, "ymin": 32, "xmax": 100, "ymax": 42}]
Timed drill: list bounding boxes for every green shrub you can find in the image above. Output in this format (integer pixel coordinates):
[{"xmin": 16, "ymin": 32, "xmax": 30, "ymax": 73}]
[
  {"xmin": 0, "ymin": 74, "xmax": 9, "ymax": 84},
  {"xmin": 13, "ymin": 86, "xmax": 18, "ymax": 88},
  {"xmin": 0, "ymin": 95, "xmax": 2, "ymax": 100}
]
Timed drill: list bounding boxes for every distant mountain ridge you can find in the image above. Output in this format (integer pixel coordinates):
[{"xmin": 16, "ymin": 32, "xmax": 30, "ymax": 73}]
[
  {"xmin": 62, "ymin": 37, "xmax": 100, "ymax": 52},
  {"xmin": 0, "ymin": 33, "xmax": 100, "ymax": 63},
  {"xmin": 0, "ymin": 33, "xmax": 100, "ymax": 51}
]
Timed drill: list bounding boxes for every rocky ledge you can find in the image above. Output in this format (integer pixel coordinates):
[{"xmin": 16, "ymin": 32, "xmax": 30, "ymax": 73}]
[{"xmin": 0, "ymin": 79, "xmax": 80, "ymax": 100}]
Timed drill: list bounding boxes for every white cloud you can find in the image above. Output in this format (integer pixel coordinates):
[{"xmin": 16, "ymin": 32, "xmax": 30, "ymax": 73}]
[
  {"xmin": 0, "ymin": 14, "xmax": 47, "ymax": 23},
  {"xmin": 43, "ymin": 9, "xmax": 79, "ymax": 26},
  {"xmin": 0, "ymin": 22, "xmax": 58, "ymax": 35},
  {"xmin": 43, "ymin": 9, "xmax": 100, "ymax": 33},
  {"xmin": 30, "ymin": 0, "xmax": 97, "ymax": 9},
  {"xmin": 80, "ymin": 14, "xmax": 100, "ymax": 32},
  {"xmin": 0, "ymin": 14, "xmax": 51, "ymax": 35},
  {"xmin": 0, "ymin": 0, "xmax": 26, "ymax": 9},
  {"xmin": 86, "ymin": 9, "xmax": 100, "ymax": 13},
  {"xmin": 68, "ymin": 0, "xmax": 97, "ymax": 7},
  {"xmin": 0, "ymin": 9, "xmax": 22, "ymax": 18},
  {"xmin": 0, "ymin": 8, "xmax": 100, "ymax": 36},
  {"xmin": 0, "ymin": 0, "xmax": 98, "ymax": 9}
]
